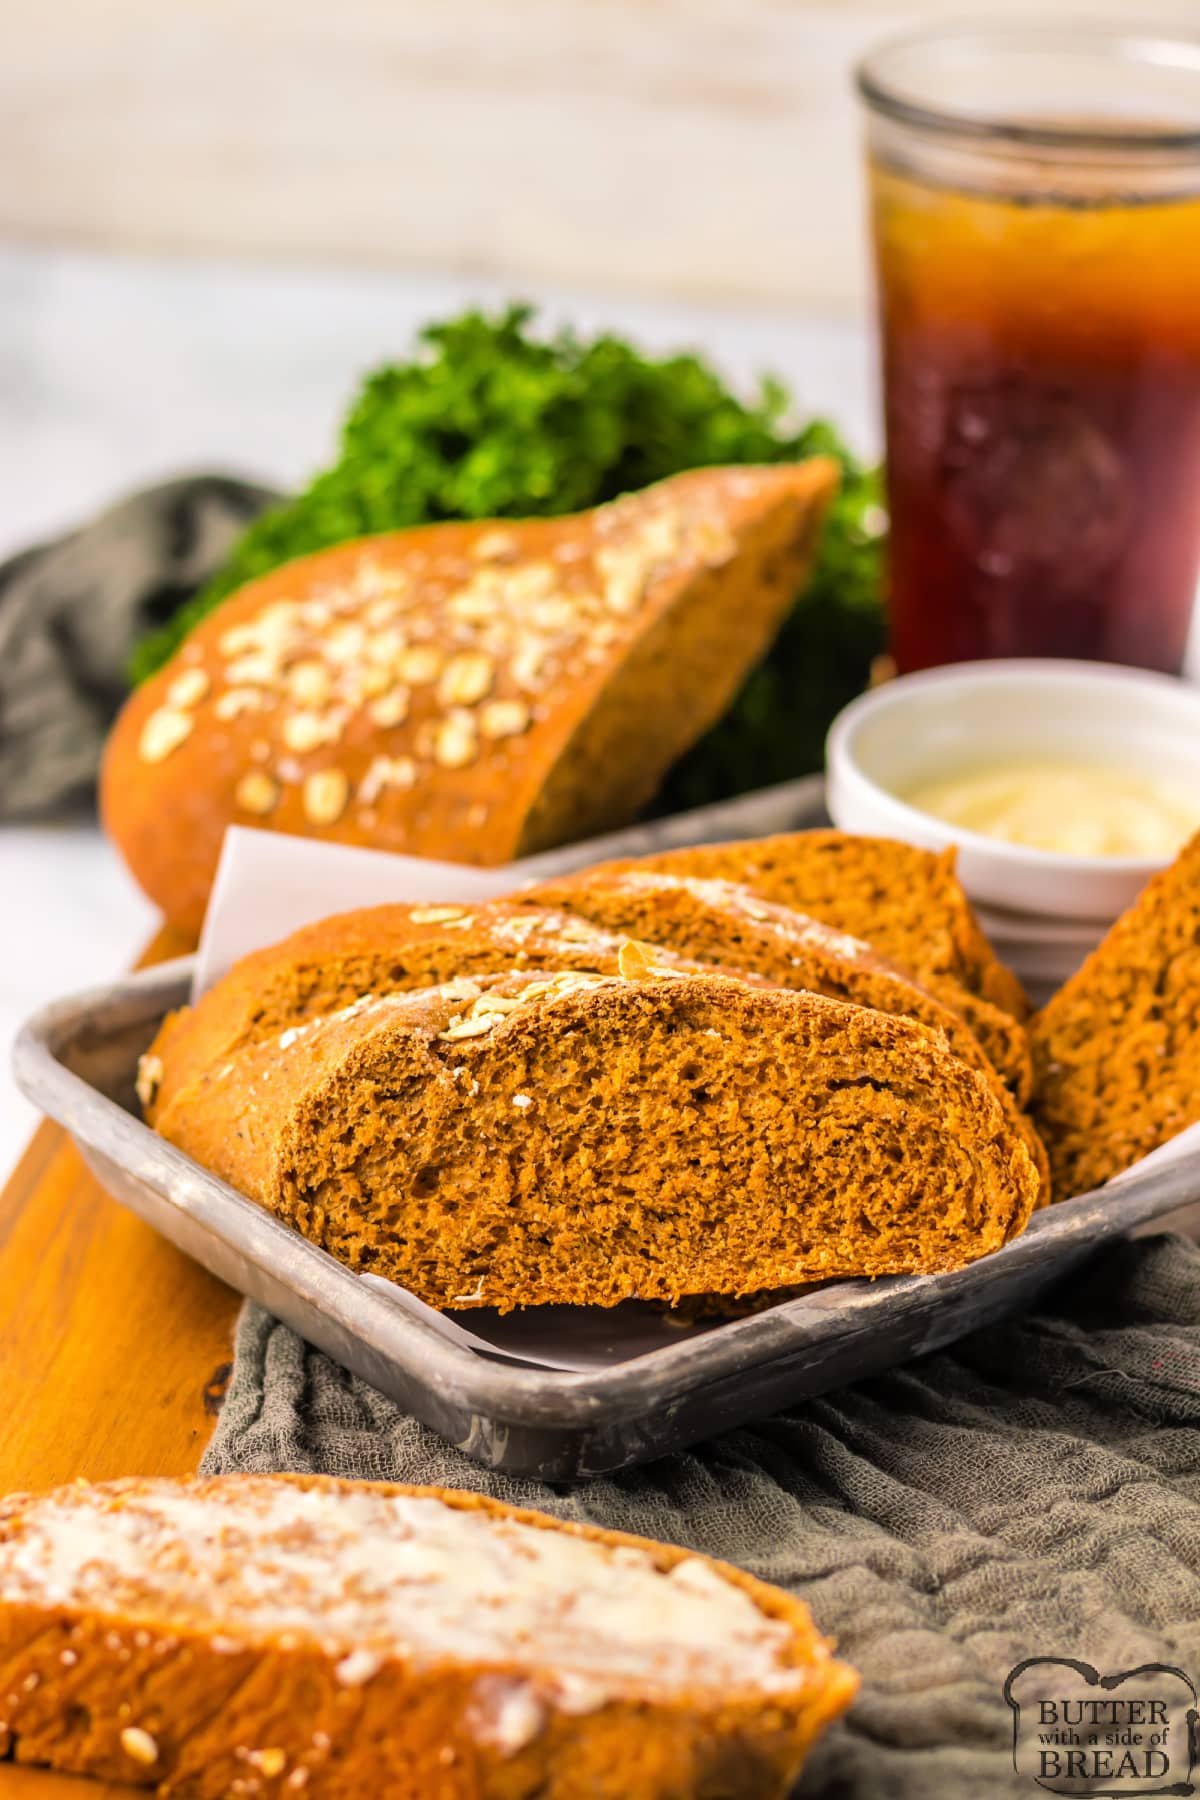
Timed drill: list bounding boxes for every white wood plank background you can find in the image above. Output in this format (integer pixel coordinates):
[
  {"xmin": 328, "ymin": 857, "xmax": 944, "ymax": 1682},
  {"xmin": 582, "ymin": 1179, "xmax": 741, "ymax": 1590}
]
[{"xmin": 4, "ymin": 0, "xmax": 1190, "ymax": 309}]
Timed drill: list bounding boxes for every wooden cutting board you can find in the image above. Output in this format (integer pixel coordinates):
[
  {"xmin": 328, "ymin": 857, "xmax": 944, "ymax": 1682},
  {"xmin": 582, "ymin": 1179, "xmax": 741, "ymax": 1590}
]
[{"xmin": 0, "ymin": 927, "xmax": 236, "ymax": 1797}]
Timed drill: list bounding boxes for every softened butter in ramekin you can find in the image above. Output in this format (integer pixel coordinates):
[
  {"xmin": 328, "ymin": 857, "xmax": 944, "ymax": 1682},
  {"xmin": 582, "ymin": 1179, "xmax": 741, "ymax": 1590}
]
[{"xmin": 903, "ymin": 758, "xmax": 1200, "ymax": 859}]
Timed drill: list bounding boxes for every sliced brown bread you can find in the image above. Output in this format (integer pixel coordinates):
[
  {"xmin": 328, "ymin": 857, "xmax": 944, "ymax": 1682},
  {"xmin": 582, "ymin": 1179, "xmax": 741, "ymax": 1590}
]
[
  {"xmin": 0, "ymin": 1473, "xmax": 857, "ymax": 1798},
  {"xmin": 149, "ymin": 963, "xmax": 1038, "ymax": 1308},
  {"xmin": 101, "ymin": 461, "xmax": 837, "ymax": 933},
  {"xmin": 1031, "ymin": 829, "xmax": 1200, "ymax": 1196},
  {"xmin": 588, "ymin": 832, "xmax": 1032, "ymax": 1091},
  {"xmin": 141, "ymin": 901, "xmax": 767, "ymax": 1125},
  {"xmin": 519, "ymin": 867, "xmax": 1048, "ymax": 1199}
]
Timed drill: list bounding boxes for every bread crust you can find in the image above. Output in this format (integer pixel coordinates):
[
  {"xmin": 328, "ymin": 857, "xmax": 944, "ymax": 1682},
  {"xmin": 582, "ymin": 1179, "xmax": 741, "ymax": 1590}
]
[
  {"xmin": 1030, "ymin": 829, "xmax": 1200, "ymax": 1195},
  {"xmin": 518, "ymin": 867, "xmax": 1048, "ymax": 1200},
  {"xmin": 101, "ymin": 463, "xmax": 837, "ymax": 934},
  {"xmin": 595, "ymin": 832, "xmax": 1033, "ymax": 1086},
  {"xmin": 149, "ymin": 967, "xmax": 1038, "ymax": 1309},
  {"xmin": 140, "ymin": 900, "xmax": 770, "ymax": 1126},
  {"xmin": 141, "ymin": 868, "xmax": 1044, "ymax": 1208},
  {"xmin": 0, "ymin": 1473, "xmax": 859, "ymax": 1798}
]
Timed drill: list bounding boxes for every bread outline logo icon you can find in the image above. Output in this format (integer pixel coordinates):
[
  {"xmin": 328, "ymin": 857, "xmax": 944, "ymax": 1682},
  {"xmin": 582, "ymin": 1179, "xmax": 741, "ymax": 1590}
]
[{"xmin": 1004, "ymin": 1658, "xmax": 1198, "ymax": 1795}]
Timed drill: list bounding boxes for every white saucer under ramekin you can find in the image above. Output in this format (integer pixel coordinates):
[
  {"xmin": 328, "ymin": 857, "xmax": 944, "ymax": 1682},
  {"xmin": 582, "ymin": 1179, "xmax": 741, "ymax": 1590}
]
[
  {"xmin": 825, "ymin": 659, "xmax": 1200, "ymax": 995},
  {"xmin": 970, "ymin": 902, "xmax": 1105, "ymax": 948},
  {"xmin": 970, "ymin": 903, "xmax": 1110, "ymax": 992}
]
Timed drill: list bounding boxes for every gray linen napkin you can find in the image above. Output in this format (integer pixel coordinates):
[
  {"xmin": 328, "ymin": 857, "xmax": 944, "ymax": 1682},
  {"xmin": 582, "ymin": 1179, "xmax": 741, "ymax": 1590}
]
[
  {"xmin": 0, "ymin": 474, "xmax": 278, "ymax": 816},
  {"xmin": 203, "ymin": 1232, "xmax": 1200, "ymax": 1799}
]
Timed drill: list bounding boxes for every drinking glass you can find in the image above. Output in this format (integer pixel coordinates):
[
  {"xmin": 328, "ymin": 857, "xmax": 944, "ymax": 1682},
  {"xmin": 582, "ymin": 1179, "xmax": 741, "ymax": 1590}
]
[{"xmin": 858, "ymin": 28, "xmax": 1200, "ymax": 673}]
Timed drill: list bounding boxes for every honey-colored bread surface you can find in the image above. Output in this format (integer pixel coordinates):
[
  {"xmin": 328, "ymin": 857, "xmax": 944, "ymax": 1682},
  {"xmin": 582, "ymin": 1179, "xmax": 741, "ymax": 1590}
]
[
  {"xmin": 1031, "ymin": 829, "xmax": 1200, "ymax": 1197},
  {"xmin": 598, "ymin": 831, "xmax": 1032, "ymax": 1091},
  {"xmin": 102, "ymin": 461, "xmax": 838, "ymax": 933},
  {"xmin": 0, "ymin": 1472, "xmax": 859, "ymax": 1798},
  {"xmin": 149, "ymin": 965, "xmax": 1038, "ymax": 1311}
]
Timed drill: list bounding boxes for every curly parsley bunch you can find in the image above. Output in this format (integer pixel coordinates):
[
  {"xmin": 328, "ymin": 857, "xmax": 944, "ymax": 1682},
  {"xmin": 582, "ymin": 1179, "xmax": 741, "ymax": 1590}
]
[{"xmin": 132, "ymin": 305, "xmax": 884, "ymax": 803}]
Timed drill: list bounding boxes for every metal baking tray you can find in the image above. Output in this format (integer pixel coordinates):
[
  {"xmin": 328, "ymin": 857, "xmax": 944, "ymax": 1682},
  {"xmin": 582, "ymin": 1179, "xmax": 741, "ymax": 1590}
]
[{"xmin": 13, "ymin": 780, "xmax": 1200, "ymax": 1480}]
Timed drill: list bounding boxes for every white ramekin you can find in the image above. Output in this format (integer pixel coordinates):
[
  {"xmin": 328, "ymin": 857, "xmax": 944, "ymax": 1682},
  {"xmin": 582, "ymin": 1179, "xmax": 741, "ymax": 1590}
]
[{"xmin": 825, "ymin": 659, "xmax": 1200, "ymax": 924}]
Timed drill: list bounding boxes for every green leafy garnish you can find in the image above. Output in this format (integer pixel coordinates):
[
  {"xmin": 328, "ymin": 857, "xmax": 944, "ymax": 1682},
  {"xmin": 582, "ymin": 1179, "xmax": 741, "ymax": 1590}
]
[{"xmin": 131, "ymin": 305, "xmax": 884, "ymax": 803}]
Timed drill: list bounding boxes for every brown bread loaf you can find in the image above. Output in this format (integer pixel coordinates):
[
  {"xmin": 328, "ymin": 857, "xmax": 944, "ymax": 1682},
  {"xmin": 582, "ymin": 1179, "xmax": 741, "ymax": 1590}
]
[
  {"xmin": 0, "ymin": 1472, "xmax": 858, "ymax": 1798},
  {"xmin": 520, "ymin": 865, "xmax": 1031, "ymax": 1094},
  {"xmin": 101, "ymin": 461, "xmax": 837, "ymax": 934},
  {"xmin": 1030, "ymin": 829, "xmax": 1200, "ymax": 1196},
  {"xmin": 140, "ymin": 900, "xmax": 768, "ymax": 1126},
  {"xmin": 147, "ymin": 962, "xmax": 1038, "ymax": 1309},
  {"xmin": 518, "ymin": 867, "xmax": 1047, "ymax": 1198},
  {"xmin": 589, "ymin": 831, "xmax": 1032, "ymax": 1091}
]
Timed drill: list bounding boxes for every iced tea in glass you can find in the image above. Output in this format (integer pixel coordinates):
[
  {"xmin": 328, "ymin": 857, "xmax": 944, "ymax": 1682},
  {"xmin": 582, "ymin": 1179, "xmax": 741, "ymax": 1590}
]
[{"xmin": 858, "ymin": 29, "xmax": 1200, "ymax": 673}]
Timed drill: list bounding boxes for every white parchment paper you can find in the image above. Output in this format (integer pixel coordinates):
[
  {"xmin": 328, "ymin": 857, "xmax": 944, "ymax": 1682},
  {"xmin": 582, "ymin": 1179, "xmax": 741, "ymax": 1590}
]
[
  {"xmin": 358, "ymin": 1277, "xmax": 734, "ymax": 1372},
  {"xmin": 194, "ymin": 775, "xmax": 824, "ymax": 998}
]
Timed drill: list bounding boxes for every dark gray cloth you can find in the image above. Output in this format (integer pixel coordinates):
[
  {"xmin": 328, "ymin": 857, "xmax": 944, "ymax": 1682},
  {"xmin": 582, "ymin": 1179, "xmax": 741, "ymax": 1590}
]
[
  {"xmin": 203, "ymin": 1232, "xmax": 1200, "ymax": 1799},
  {"xmin": 0, "ymin": 474, "xmax": 278, "ymax": 817}
]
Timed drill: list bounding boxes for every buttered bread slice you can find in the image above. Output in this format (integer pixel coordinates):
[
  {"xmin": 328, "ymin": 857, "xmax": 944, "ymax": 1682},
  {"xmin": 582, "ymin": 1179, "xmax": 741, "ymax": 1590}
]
[
  {"xmin": 148, "ymin": 962, "xmax": 1038, "ymax": 1309},
  {"xmin": 0, "ymin": 1473, "xmax": 858, "ymax": 1798}
]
